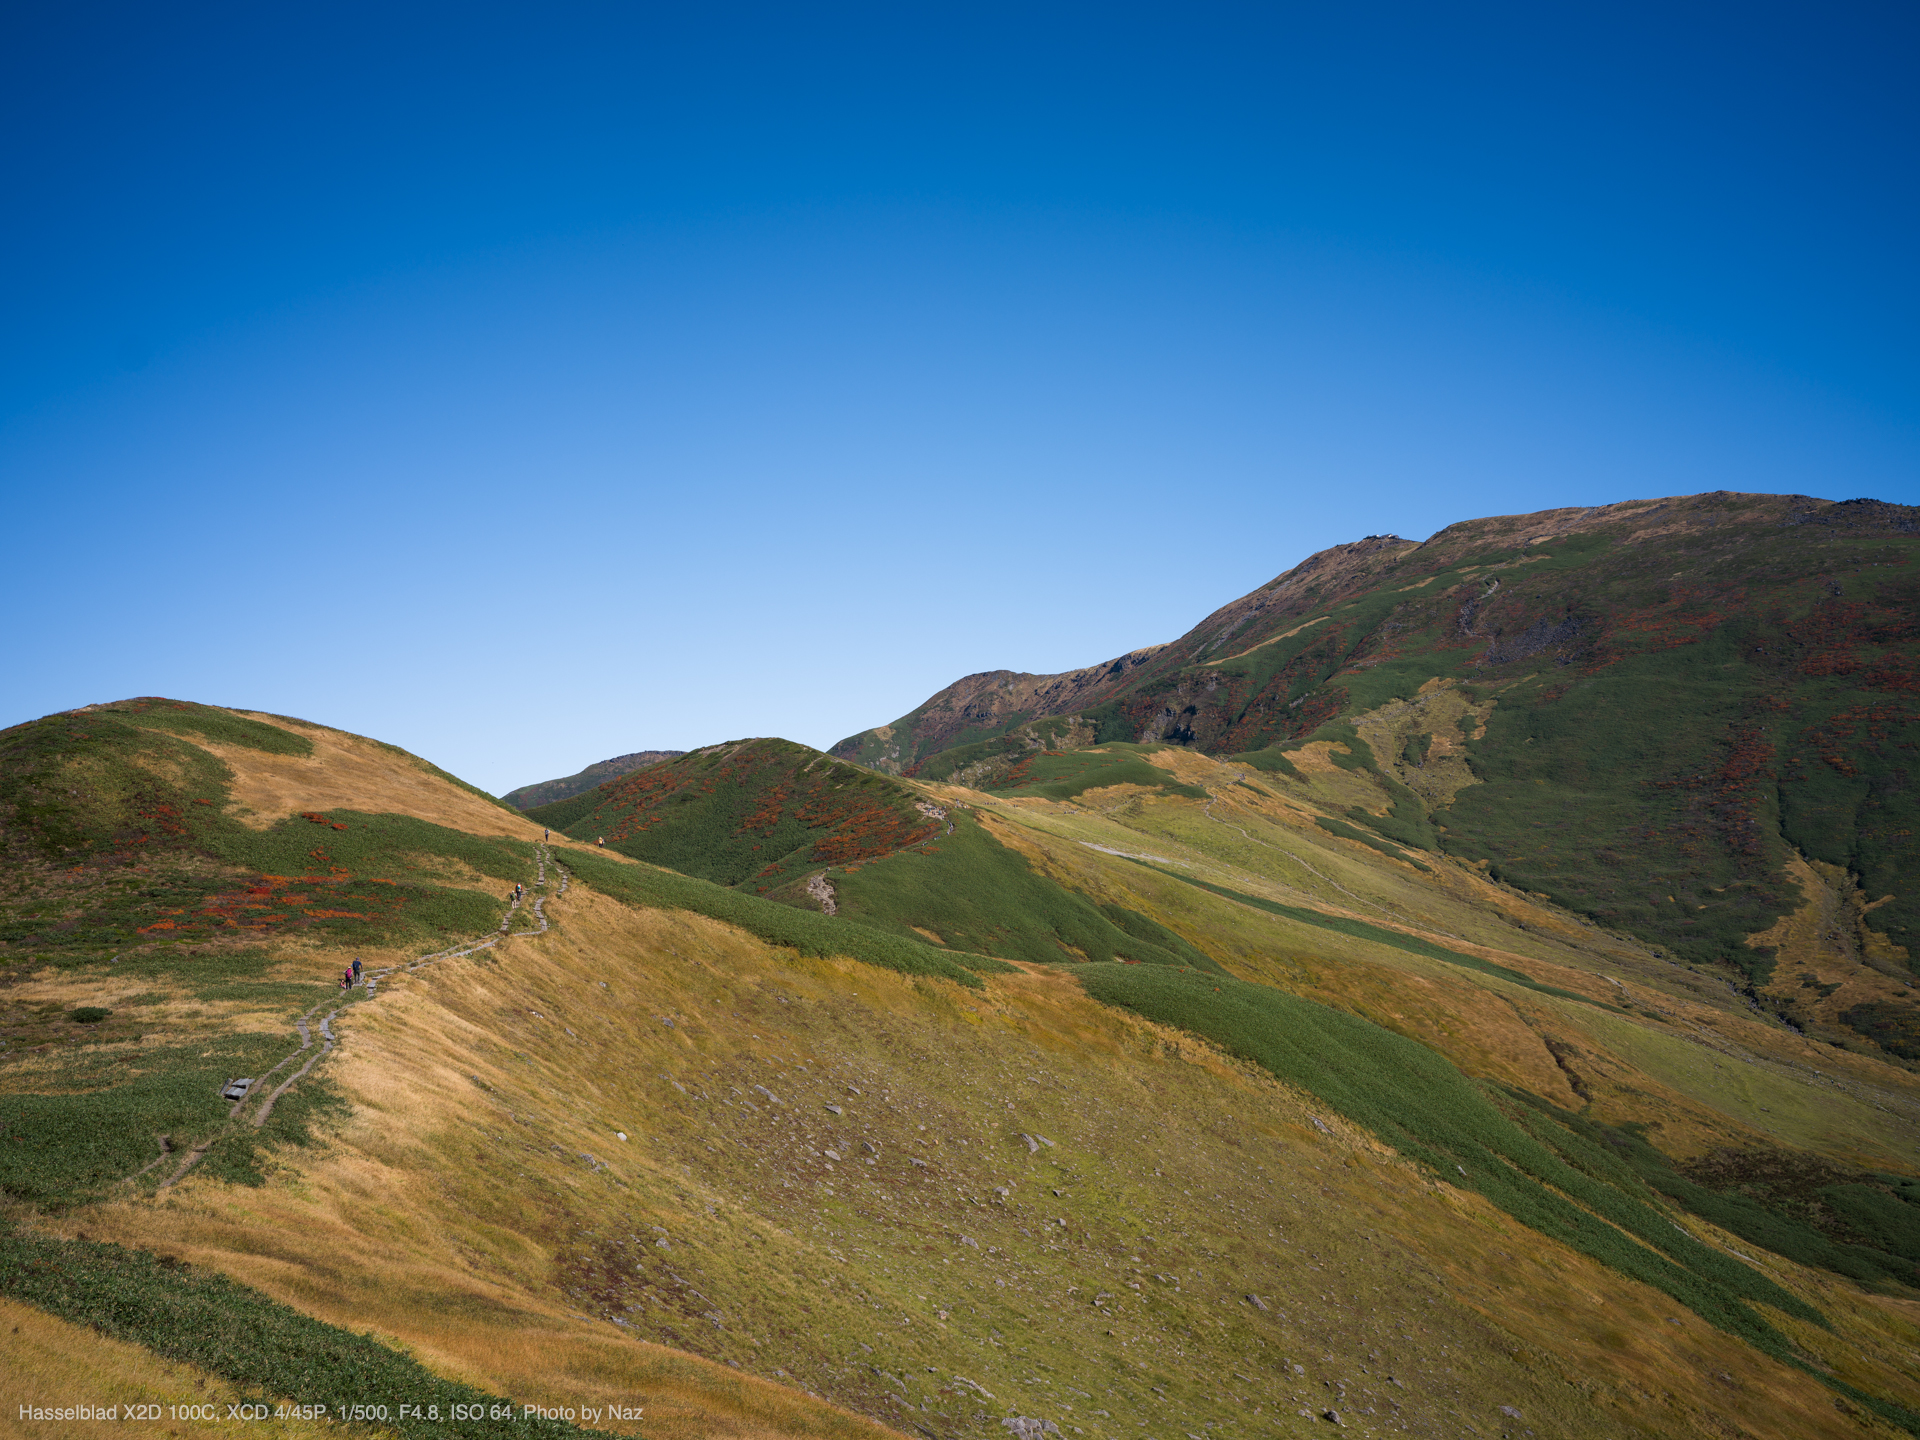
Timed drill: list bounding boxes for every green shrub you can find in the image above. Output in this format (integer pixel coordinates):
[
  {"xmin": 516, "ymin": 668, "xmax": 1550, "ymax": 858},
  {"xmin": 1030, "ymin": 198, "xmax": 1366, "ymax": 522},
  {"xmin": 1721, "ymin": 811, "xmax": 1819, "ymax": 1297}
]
[
  {"xmin": 111, "ymin": 699, "xmax": 314, "ymax": 757},
  {"xmin": 1314, "ymin": 815, "xmax": 1430, "ymax": 871},
  {"xmin": 1130, "ymin": 862, "xmax": 1609, "ymax": 1007},
  {"xmin": 1226, "ymin": 747, "xmax": 1301, "ymax": 780},
  {"xmin": 0, "ymin": 1228, "xmax": 609, "ymax": 1439},
  {"xmin": 559, "ymin": 848, "xmax": 1004, "ymax": 988},
  {"xmin": 830, "ymin": 819, "xmax": 1223, "ymax": 971}
]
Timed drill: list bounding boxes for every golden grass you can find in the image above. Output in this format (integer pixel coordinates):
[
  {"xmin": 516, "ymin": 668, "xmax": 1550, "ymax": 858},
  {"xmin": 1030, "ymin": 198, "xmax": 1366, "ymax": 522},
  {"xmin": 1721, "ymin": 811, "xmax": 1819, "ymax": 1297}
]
[
  {"xmin": 0, "ymin": 1295, "xmax": 339, "ymax": 1440},
  {"xmin": 1751, "ymin": 855, "xmax": 1916, "ymax": 1040},
  {"xmin": 191, "ymin": 714, "xmax": 546, "ymax": 839},
  {"xmin": 15, "ymin": 723, "xmax": 1920, "ymax": 1439},
  {"xmin": 35, "ymin": 869, "xmax": 1920, "ymax": 1440}
]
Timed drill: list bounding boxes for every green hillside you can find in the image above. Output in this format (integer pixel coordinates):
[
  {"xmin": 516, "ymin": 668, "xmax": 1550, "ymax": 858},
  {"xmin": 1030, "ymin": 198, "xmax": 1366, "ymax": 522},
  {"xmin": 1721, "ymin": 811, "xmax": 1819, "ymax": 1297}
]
[
  {"xmin": 529, "ymin": 737, "xmax": 1223, "ymax": 970},
  {"xmin": 502, "ymin": 749, "xmax": 684, "ymax": 810},
  {"xmin": 836, "ymin": 492, "xmax": 1920, "ymax": 1051}
]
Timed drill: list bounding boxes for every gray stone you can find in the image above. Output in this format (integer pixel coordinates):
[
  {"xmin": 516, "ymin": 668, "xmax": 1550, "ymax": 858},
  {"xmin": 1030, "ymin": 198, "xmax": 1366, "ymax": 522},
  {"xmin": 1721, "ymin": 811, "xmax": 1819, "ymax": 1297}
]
[
  {"xmin": 1498, "ymin": 1405, "xmax": 1522, "ymax": 1419},
  {"xmin": 824, "ymin": 1102, "xmax": 843, "ymax": 1115},
  {"xmin": 1247, "ymin": 1294, "xmax": 1269, "ymax": 1311},
  {"xmin": 1001, "ymin": 1419, "xmax": 1059, "ymax": 1438}
]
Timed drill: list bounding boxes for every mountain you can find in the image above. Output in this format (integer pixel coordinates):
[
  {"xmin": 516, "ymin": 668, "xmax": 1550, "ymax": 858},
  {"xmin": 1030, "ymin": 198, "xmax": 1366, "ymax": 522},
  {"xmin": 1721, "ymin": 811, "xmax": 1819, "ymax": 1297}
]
[
  {"xmin": 836, "ymin": 490, "xmax": 1920, "ymax": 1045},
  {"xmin": 827, "ymin": 647, "xmax": 1165, "ymax": 776},
  {"xmin": 503, "ymin": 749, "xmax": 685, "ymax": 810},
  {"xmin": 7, "ymin": 490, "xmax": 1920, "ymax": 1440}
]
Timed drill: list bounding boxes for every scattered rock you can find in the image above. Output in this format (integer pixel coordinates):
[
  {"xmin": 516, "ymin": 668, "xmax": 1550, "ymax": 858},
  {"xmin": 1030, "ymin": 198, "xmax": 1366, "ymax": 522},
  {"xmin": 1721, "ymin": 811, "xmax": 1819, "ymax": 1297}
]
[
  {"xmin": 616, "ymin": 1132, "xmax": 628, "ymax": 1142},
  {"xmin": 1498, "ymin": 1406, "xmax": 1522, "ymax": 1419},
  {"xmin": 1322, "ymin": 1411, "xmax": 1343, "ymax": 1426},
  {"xmin": 1247, "ymin": 1294, "xmax": 1269, "ymax": 1311},
  {"xmin": 1021, "ymin": 1134, "xmax": 1040, "ymax": 1154},
  {"xmin": 960, "ymin": 1236, "xmax": 981, "ymax": 1248},
  {"xmin": 825, "ymin": 1102, "xmax": 844, "ymax": 1115},
  {"xmin": 824, "ymin": 1149, "xmax": 842, "ymax": 1161},
  {"xmin": 1000, "ymin": 1416, "xmax": 1057, "ymax": 1437},
  {"xmin": 909, "ymin": 1157, "xmax": 928, "ymax": 1168},
  {"xmin": 754, "ymin": 1084, "xmax": 781, "ymax": 1104}
]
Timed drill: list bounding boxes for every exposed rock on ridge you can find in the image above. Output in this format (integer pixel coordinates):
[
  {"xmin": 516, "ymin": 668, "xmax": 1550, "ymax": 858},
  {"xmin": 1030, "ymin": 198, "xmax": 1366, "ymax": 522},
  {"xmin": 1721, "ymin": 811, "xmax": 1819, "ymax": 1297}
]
[{"xmin": 831, "ymin": 647, "xmax": 1165, "ymax": 773}]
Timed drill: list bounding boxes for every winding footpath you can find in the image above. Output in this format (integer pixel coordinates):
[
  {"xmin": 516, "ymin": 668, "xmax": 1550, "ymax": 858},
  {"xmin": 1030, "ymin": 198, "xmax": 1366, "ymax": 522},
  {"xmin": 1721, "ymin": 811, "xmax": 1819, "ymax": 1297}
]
[{"xmin": 151, "ymin": 846, "xmax": 568, "ymax": 1191}]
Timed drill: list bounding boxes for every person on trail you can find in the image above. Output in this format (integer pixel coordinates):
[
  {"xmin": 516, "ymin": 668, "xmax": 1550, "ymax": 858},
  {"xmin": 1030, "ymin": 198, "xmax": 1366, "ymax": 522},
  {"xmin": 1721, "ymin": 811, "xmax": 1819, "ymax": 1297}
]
[
  {"xmin": 340, "ymin": 969, "xmax": 351, "ymax": 990},
  {"xmin": 351, "ymin": 958, "xmax": 362, "ymax": 982},
  {"xmin": 543, "ymin": 828, "xmax": 549, "ymax": 841},
  {"xmin": 596, "ymin": 836, "xmax": 605, "ymax": 847}
]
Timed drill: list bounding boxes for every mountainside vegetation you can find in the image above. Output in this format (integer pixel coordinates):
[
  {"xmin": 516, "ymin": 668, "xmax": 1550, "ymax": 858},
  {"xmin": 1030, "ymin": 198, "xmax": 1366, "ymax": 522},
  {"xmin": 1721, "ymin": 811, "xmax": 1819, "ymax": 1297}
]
[
  {"xmin": 835, "ymin": 492, "xmax": 1920, "ymax": 1055},
  {"xmin": 6, "ymin": 493, "xmax": 1920, "ymax": 1440},
  {"xmin": 505, "ymin": 750, "xmax": 686, "ymax": 811}
]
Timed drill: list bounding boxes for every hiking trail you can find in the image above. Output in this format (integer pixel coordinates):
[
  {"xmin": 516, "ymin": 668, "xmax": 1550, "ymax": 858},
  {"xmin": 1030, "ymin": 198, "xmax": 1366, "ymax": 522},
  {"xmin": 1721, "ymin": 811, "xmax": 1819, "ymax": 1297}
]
[{"xmin": 151, "ymin": 845, "xmax": 568, "ymax": 1190}]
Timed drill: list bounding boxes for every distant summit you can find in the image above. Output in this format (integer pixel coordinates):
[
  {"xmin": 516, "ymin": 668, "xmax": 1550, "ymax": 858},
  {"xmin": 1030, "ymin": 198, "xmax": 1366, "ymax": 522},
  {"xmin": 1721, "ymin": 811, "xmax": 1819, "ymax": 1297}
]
[{"xmin": 502, "ymin": 749, "xmax": 684, "ymax": 810}]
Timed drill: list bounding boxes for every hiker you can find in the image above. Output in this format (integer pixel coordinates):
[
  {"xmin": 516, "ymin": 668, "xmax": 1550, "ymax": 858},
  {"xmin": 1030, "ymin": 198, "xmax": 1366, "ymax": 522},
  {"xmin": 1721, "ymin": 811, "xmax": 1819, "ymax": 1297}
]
[
  {"xmin": 340, "ymin": 969, "xmax": 351, "ymax": 990},
  {"xmin": 543, "ymin": 827, "xmax": 549, "ymax": 841},
  {"xmin": 351, "ymin": 958, "xmax": 362, "ymax": 982},
  {"xmin": 596, "ymin": 836, "xmax": 605, "ymax": 847}
]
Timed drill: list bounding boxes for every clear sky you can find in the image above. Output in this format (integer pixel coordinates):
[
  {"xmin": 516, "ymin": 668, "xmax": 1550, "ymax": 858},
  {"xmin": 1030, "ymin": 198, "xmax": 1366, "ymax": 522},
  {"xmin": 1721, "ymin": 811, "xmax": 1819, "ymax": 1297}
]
[{"xmin": 4, "ymin": 1, "xmax": 1916, "ymax": 793}]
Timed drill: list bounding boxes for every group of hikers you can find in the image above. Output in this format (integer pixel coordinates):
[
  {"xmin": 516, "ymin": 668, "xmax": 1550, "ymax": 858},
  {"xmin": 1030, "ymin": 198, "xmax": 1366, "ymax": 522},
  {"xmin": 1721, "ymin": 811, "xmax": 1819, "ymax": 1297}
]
[{"xmin": 335, "ymin": 860, "xmax": 545, "ymax": 994}]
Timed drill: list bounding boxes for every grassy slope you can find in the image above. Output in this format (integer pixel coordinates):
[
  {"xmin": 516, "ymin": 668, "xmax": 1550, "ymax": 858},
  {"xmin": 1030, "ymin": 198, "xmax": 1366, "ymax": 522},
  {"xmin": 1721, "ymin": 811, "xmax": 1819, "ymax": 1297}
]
[
  {"xmin": 531, "ymin": 739, "xmax": 1215, "ymax": 972},
  {"xmin": 862, "ymin": 496, "xmax": 1920, "ymax": 1052},
  {"xmin": 503, "ymin": 751, "xmax": 685, "ymax": 811},
  {"xmin": 39, "ymin": 873, "xmax": 1913, "ymax": 1440},
  {"xmin": 9, "ymin": 701, "xmax": 1920, "ymax": 1438},
  {"xmin": 0, "ymin": 706, "xmax": 917, "ymax": 1440},
  {"xmin": 527, "ymin": 740, "xmax": 942, "ymax": 895}
]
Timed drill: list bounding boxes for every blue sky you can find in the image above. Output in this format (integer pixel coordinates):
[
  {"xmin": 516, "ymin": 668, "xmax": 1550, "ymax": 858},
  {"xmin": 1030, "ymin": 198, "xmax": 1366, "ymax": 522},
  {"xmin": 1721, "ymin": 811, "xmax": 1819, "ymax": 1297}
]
[{"xmin": 3, "ymin": 1, "xmax": 1915, "ymax": 792}]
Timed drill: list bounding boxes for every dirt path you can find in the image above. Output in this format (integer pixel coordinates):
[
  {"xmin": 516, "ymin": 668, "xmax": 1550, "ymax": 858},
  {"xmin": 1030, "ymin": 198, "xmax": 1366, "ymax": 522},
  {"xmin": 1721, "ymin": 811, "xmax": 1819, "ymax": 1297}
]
[{"xmin": 152, "ymin": 846, "xmax": 565, "ymax": 1190}]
